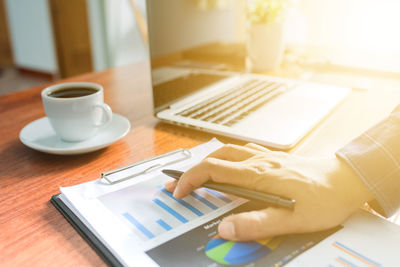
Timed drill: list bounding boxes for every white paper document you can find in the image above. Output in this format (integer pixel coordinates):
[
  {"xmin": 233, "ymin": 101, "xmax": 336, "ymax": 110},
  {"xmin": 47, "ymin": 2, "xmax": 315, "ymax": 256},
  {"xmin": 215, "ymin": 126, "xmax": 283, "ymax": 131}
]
[
  {"xmin": 288, "ymin": 210, "xmax": 400, "ymax": 267},
  {"xmin": 60, "ymin": 139, "xmax": 247, "ymax": 266},
  {"xmin": 58, "ymin": 139, "xmax": 400, "ymax": 266}
]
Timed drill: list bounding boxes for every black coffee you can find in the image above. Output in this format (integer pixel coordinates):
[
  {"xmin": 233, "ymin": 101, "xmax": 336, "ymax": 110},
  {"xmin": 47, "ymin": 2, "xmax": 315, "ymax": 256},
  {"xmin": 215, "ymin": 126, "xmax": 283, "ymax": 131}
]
[{"xmin": 47, "ymin": 87, "xmax": 98, "ymax": 98}]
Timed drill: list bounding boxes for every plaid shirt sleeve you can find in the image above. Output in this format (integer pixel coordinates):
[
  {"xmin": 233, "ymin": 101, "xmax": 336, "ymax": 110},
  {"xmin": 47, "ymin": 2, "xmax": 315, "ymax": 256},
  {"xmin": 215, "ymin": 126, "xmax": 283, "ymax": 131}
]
[{"xmin": 336, "ymin": 105, "xmax": 400, "ymax": 217}]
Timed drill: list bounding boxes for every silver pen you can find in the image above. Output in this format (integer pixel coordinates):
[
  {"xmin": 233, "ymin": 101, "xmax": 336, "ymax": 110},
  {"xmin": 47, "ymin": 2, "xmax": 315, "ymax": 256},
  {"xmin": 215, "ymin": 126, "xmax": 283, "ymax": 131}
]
[{"xmin": 162, "ymin": 169, "xmax": 295, "ymax": 210}]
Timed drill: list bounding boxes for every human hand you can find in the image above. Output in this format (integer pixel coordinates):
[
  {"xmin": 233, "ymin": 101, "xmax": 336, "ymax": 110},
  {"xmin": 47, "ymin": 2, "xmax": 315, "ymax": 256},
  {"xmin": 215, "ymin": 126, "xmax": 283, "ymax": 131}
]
[{"xmin": 164, "ymin": 143, "xmax": 374, "ymax": 241}]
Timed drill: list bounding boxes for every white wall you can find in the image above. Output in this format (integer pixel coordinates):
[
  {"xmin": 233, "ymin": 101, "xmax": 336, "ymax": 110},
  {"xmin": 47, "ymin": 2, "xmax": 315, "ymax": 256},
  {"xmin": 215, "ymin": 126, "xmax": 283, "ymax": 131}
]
[
  {"xmin": 4, "ymin": 0, "xmax": 147, "ymax": 74},
  {"xmin": 104, "ymin": 0, "xmax": 148, "ymax": 67},
  {"xmin": 86, "ymin": 0, "xmax": 110, "ymax": 71},
  {"xmin": 5, "ymin": 0, "xmax": 57, "ymax": 73}
]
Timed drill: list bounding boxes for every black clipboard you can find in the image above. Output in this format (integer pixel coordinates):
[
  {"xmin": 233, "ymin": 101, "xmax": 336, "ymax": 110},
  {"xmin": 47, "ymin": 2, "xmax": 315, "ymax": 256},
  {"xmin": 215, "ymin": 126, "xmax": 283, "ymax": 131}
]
[
  {"xmin": 50, "ymin": 148, "xmax": 193, "ymax": 266},
  {"xmin": 51, "ymin": 194, "xmax": 123, "ymax": 267}
]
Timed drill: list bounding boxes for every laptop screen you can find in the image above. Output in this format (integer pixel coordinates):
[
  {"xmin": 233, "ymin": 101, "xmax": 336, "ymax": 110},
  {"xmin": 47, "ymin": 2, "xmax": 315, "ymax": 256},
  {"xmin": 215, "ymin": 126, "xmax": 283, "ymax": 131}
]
[{"xmin": 147, "ymin": 0, "xmax": 248, "ymax": 112}]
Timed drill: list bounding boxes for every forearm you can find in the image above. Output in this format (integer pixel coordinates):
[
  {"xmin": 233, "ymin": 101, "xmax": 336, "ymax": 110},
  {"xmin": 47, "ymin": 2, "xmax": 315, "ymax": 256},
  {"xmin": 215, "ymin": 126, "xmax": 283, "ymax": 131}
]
[{"xmin": 336, "ymin": 105, "xmax": 400, "ymax": 217}]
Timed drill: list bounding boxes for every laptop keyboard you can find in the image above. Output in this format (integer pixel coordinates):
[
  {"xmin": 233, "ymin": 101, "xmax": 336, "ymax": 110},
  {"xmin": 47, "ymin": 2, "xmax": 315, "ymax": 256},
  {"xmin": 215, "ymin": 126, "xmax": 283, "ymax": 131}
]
[{"xmin": 176, "ymin": 79, "xmax": 288, "ymax": 127}]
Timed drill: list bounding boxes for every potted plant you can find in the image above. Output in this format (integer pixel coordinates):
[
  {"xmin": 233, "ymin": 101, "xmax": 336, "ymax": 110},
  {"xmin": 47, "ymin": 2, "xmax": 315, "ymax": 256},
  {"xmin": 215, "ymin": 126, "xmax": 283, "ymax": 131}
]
[{"xmin": 246, "ymin": 0, "xmax": 290, "ymax": 72}]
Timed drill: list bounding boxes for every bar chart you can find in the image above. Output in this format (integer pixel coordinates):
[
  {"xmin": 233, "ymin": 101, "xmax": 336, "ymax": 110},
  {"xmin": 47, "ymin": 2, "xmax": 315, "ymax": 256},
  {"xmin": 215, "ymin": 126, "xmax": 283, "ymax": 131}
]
[
  {"xmin": 98, "ymin": 174, "xmax": 244, "ymax": 250},
  {"xmin": 330, "ymin": 241, "xmax": 381, "ymax": 267}
]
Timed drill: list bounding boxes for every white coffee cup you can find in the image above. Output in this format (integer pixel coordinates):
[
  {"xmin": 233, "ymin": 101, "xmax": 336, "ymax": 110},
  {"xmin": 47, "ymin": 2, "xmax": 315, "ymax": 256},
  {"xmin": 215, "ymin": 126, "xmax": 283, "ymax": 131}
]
[{"xmin": 41, "ymin": 82, "xmax": 112, "ymax": 142}]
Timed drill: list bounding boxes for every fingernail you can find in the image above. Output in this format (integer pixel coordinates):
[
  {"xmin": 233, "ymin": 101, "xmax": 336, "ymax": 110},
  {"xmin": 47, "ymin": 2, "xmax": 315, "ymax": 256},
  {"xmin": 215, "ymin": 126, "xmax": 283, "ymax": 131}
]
[
  {"xmin": 218, "ymin": 222, "xmax": 236, "ymax": 239},
  {"xmin": 172, "ymin": 184, "xmax": 181, "ymax": 198}
]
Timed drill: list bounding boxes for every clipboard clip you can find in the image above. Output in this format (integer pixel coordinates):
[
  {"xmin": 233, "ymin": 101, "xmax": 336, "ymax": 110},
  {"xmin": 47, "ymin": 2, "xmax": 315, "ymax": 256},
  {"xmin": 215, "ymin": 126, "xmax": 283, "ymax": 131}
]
[{"xmin": 101, "ymin": 148, "xmax": 192, "ymax": 185}]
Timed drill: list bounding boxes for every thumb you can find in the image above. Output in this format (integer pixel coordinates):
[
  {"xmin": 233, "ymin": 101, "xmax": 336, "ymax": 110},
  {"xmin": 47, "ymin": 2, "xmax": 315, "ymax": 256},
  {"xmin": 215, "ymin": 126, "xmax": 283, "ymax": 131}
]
[{"xmin": 218, "ymin": 208, "xmax": 293, "ymax": 241}]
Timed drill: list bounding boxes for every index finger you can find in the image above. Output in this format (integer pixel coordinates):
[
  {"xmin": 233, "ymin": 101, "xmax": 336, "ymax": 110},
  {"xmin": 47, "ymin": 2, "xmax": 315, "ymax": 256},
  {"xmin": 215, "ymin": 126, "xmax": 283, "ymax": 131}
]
[{"xmin": 173, "ymin": 157, "xmax": 240, "ymax": 198}]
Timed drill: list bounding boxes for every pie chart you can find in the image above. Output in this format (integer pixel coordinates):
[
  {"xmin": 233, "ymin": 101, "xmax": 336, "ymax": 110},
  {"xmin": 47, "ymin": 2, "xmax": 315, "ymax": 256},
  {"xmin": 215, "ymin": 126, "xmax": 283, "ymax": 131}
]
[{"xmin": 205, "ymin": 235, "xmax": 284, "ymax": 265}]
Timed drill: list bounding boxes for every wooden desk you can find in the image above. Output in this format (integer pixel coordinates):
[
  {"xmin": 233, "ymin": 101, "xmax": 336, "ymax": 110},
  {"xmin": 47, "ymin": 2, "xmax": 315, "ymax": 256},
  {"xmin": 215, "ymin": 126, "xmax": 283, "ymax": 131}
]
[{"xmin": 0, "ymin": 60, "xmax": 399, "ymax": 266}]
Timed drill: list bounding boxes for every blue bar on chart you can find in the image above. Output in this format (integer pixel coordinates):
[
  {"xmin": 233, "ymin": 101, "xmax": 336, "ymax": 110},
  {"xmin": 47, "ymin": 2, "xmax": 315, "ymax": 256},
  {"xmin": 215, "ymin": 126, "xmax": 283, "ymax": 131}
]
[
  {"xmin": 156, "ymin": 219, "xmax": 172, "ymax": 231},
  {"xmin": 190, "ymin": 191, "xmax": 218, "ymax": 210},
  {"xmin": 153, "ymin": 198, "xmax": 188, "ymax": 223},
  {"xmin": 159, "ymin": 187, "xmax": 204, "ymax": 217},
  {"xmin": 123, "ymin": 212, "xmax": 155, "ymax": 239},
  {"xmin": 204, "ymin": 188, "xmax": 232, "ymax": 203}
]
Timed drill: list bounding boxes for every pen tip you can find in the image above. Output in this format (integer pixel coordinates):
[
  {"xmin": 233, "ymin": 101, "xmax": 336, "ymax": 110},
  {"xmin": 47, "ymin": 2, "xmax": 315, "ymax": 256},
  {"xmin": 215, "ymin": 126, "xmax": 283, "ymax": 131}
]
[{"xmin": 161, "ymin": 169, "xmax": 183, "ymax": 179}]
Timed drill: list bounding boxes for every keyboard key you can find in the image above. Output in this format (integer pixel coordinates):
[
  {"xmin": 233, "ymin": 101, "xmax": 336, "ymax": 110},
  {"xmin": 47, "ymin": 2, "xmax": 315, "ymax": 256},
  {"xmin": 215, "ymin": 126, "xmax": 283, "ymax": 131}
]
[{"xmin": 176, "ymin": 78, "xmax": 287, "ymax": 126}]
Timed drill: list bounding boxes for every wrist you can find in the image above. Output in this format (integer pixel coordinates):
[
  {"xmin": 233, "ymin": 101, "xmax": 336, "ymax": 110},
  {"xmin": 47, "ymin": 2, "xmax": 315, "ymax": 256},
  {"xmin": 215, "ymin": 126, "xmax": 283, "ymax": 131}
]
[
  {"xmin": 327, "ymin": 157, "xmax": 374, "ymax": 213},
  {"xmin": 335, "ymin": 156, "xmax": 375, "ymax": 204}
]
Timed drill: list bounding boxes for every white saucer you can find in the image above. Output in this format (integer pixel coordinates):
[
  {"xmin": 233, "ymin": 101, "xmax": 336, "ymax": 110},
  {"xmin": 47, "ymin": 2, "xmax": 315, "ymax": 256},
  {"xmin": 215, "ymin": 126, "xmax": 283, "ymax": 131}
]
[{"xmin": 19, "ymin": 113, "xmax": 131, "ymax": 155}]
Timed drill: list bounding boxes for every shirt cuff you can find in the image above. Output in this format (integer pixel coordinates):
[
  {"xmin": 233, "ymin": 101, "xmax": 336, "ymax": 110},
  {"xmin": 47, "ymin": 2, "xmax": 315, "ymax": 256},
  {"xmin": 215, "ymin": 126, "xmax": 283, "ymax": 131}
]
[{"xmin": 336, "ymin": 107, "xmax": 400, "ymax": 217}]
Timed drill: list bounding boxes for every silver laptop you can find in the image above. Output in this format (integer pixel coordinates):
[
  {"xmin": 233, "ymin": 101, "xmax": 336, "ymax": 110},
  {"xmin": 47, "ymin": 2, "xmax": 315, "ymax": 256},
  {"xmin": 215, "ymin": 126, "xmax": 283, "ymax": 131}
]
[{"xmin": 146, "ymin": 0, "xmax": 349, "ymax": 149}]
